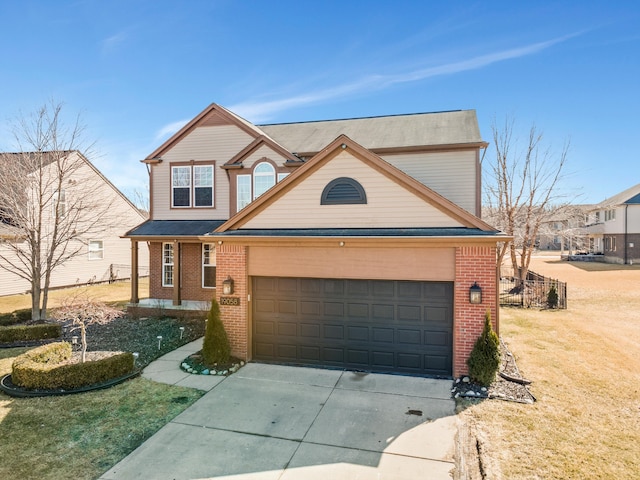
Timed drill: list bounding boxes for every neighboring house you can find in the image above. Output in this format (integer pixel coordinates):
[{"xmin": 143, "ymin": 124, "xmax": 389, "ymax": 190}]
[
  {"xmin": 0, "ymin": 150, "xmax": 149, "ymax": 296},
  {"xmin": 585, "ymin": 183, "xmax": 640, "ymax": 264},
  {"xmin": 536, "ymin": 205, "xmax": 591, "ymax": 252},
  {"xmin": 125, "ymin": 103, "xmax": 507, "ymax": 378}
]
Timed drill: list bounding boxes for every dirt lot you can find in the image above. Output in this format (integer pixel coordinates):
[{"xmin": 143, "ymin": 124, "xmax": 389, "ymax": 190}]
[{"xmin": 460, "ymin": 255, "xmax": 640, "ymax": 479}]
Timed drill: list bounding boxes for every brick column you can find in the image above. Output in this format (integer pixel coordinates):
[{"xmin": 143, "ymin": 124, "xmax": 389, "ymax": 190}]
[
  {"xmin": 216, "ymin": 243, "xmax": 248, "ymax": 360},
  {"xmin": 453, "ymin": 245, "xmax": 498, "ymax": 378},
  {"xmin": 130, "ymin": 240, "xmax": 139, "ymax": 304}
]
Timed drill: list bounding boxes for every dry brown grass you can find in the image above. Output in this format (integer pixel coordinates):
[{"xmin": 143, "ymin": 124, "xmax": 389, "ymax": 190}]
[
  {"xmin": 461, "ymin": 255, "xmax": 640, "ymax": 479},
  {"xmin": 0, "ymin": 278, "xmax": 149, "ymax": 314}
]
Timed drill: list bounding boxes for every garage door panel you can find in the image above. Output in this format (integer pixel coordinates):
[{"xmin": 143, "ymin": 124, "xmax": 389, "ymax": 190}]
[
  {"xmin": 300, "ymin": 323, "xmax": 321, "ymax": 338},
  {"xmin": 372, "ymin": 327, "xmax": 394, "ymax": 343},
  {"xmin": 372, "ymin": 304, "xmax": 394, "ymax": 321},
  {"xmin": 347, "ymin": 349, "xmax": 369, "ymax": 365},
  {"xmin": 278, "ymin": 300, "xmax": 297, "ymax": 314},
  {"xmin": 324, "ymin": 302, "xmax": 344, "ymax": 317},
  {"xmin": 277, "ymin": 344, "xmax": 297, "ymax": 360},
  {"xmin": 425, "ymin": 306, "xmax": 450, "ymax": 323},
  {"xmin": 255, "ymin": 321, "xmax": 275, "ymax": 335},
  {"xmin": 372, "ymin": 280, "xmax": 394, "ymax": 297},
  {"xmin": 397, "ymin": 329, "xmax": 421, "ymax": 345},
  {"xmin": 347, "ymin": 303, "xmax": 368, "ymax": 318},
  {"xmin": 324, "ymin": 324, "xmax": 345, "ymax": 340},
  {"xmin": 347, "ymin": 325, "xmax": 369, "ymax": 341},
  {"xmin": 299, "ymin": 346, "xmax": 320, "ymax": 362},
  {"xmin": 252, "ymin": 277, "xmax": 452, "ymax": 377},
  {"xmin": 398, "ymin": 305, "xmax": 421, "ymax": 322},
  {"xmin": 323, "ymin": 348, "xmax": 344, "ymax": 363},
  {"xmin": 301, "ymin": 301, "xmax": 320, "ymax": 315},
  {"xmin": 277, "ymin": 322, "xmax": 297, "ymax": 337},
  {"xmin": 371, "ymin": 351, "xmax": 395, "ymax": 368}
]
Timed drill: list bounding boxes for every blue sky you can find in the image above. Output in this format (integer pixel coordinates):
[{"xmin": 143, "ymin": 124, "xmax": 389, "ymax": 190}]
[{"xmin": 0, "ymin": 1, "xmax": 638, "ymax": 204}]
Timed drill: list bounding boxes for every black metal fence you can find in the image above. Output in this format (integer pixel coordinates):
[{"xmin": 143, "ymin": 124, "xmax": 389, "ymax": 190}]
[{"xmin": 499, "ymin": 270, "xmax": 567, "ymax": 309}]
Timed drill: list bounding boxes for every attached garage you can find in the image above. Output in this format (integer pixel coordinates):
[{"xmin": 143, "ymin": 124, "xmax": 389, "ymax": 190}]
[{"xmin": 252, "ymin": 276, "xmax": 453, "ymax": 377}]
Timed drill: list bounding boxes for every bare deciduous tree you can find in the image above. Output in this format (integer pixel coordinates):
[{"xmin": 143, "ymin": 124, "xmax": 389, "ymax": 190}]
[
  {"xmin": 0, "ymin": 101, "xmax": 115, "ymax": 320},
  {"xmin": 483, "ymin": 116, "xmax": 570, "ymax": 284},
  {"xmin": 51, "ymin": 293, "xmax": 122, "ymax": 362}
]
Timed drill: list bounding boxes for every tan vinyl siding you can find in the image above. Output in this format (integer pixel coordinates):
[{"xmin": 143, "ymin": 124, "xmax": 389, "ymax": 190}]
[
  {"xmin": 152, "ymin": 125, "xmax": 255, "ymax": 220},
  {"xmin": 0, "ymin": 156, "xmax": 149, "ymax": 297},
  {"xmin": 242, "ymin": 150, "xmax": 464, "ymax": 229},
  {"xmin": 382, "ymin": 150, "xmax": 477, "ymax": 213},
  {"xmin": 248, "ymin": 246, "xmax": 455, "ymax": 281}
]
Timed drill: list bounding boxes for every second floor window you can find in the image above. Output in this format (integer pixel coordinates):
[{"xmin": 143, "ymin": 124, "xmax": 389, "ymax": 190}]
[
  {"xmin": 172, "ymin": 164, "xmax": 214, "ymax": 208},
  {"xmin": 253, "ymin": 162, "xmax": 275, "ymax": 200},
  {"xmin": 53, "ymin": 189, "xmax": 67, "ymax": 218}
]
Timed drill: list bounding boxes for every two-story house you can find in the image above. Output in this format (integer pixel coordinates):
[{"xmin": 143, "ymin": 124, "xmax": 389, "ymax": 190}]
[
  {"xmin": 125, "ymin": 103, "xmax": 507, "ymax": 378},
  {"xmin": 0, "ymin": 150, "xmax": 149, "ymax": 296},
  {"xmin": 586, "ymin": 183, "xmax": 640, "ymax": 264}
]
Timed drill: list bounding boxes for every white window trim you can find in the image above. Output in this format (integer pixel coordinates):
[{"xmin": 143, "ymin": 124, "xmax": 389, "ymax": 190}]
[
  {"xmin": 253, "ymin": 162, "xmax": 276, "ymax": 200},
  {"xmin": 237, "ymin": 174, "xmax": 251, "ymax": 211},
  {"xmin": 162, "ymin": 243, "xmax": 174, "ymax": 287},
  {"xmin": 171, "ymin": 164, "xmax": 215, "ymax": 208},
  {"xmin": 202, "ymin": 243, "xmax": 216, "ymax": 289},
  {"xmin": 88, "ymin": 240, "xmax": 104, "ymax": 260}
]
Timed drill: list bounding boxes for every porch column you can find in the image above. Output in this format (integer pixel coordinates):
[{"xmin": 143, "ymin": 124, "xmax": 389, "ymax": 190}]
[
  {"xmin": 130, "ymin": 240, "xmax": 139, "ymax": 304},
  {"xmin": 172, "ymin": 240, "xmax": 181, "ymax": 306}
]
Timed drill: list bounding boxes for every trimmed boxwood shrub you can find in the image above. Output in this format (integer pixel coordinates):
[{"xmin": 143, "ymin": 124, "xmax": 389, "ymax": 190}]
[
  {"xmin": 0, "ymin": 323, "xmax": 61, "ymax": 343},
  {"xmin": 12, "ymin": 342, "xmax": 135, "ymax": 390},
  {"xmin": 0, "ymin": 309, "xmax": 32, "ymax": 326}
]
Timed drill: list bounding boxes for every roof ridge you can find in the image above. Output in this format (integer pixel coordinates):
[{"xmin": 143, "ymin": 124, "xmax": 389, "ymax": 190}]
[{"xmin": 257, "ymin": 109, "xmax": 467, "ymax": 126}]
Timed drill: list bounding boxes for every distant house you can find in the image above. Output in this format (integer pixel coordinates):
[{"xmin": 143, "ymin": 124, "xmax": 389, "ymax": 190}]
[
  {"xmin": 125, "ymin": 103, "xmax": 508, "ymax": 378},
  {"xmin": 0, "ymin": 150, "xmax": 149, "ymax": 296},
  {"xmin": 585, "ymin": 183, "xmax": 640, "ymax": 264},
  {"xmin": 537, "ymin": 205, "xmax": 591, "ymax": 252}
]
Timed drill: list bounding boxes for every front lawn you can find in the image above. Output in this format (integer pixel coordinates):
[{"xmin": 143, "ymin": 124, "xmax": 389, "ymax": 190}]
[
  {"xmin": 0, "ymin": 300, "xmax": 207, "ymax": 480},
  {"xmin": 461, "ymin": 256, "xmax": 640, "ymax": 479}
]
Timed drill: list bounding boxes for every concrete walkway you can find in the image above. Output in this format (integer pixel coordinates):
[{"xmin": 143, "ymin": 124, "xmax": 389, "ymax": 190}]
[{"xmin": 102, "ymin": 340, "xmax": 459, "ymax": 479}]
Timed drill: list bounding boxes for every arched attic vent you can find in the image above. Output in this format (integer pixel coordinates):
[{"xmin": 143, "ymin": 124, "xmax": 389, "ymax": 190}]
[{"xmin": 320, "ymin": 177, "xmax": 367, "ymax": 205}]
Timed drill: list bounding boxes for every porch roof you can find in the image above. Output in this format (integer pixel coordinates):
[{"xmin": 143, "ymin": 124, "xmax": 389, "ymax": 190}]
[{"xmin": 125, "ymin": 220, "xmax": 226, "ymax": 237}]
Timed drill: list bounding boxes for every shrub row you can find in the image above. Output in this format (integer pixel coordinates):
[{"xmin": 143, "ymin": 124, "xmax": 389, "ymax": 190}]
[
  {"xmin": 12, "ymin": 342, "xmax": 135, "ymax": 390},
  {"xmin": 0, "ymin": 308, "xmax": 32, "ymax": 326},
  {"xmin": 0, "ymin": 323, "xmax": 61, "ymax": 343}
]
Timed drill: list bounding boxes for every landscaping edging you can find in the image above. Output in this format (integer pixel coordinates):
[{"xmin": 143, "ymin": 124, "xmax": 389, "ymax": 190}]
[
  {"xmin": 0, "ymin": 338, "xmax": 59, "ymax": 349},
  {"xmin": 0, "ymin": 369, "xmax": 141, "ymax": 398}
]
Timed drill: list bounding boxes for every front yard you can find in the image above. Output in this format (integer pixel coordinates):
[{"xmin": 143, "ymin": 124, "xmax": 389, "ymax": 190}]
[
  {"xmin": 0, "ymin": 280, "xmax": 206, "ymax": 480},
  {"xmin": 461, "ymin": 256, "xmax": 640, "ymax": 479}
]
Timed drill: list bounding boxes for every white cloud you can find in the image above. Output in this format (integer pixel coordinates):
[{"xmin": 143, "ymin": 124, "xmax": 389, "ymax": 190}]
[
  {"xmin": 230, "ymin": 34, "xmax": 578, "ymax": 122},
  {"xmin": 101, "ymin": 31, "xmax": 128, "ymax": 54},
  {"xmin": 154, "ymin": 119, "xmax": 189, "ymax": 141}
]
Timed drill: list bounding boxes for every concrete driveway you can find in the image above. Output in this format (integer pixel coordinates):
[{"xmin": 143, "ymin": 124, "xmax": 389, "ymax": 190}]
[{"xmin": 101, "ymin": 363, "xmax": 458, "ymax": 479}]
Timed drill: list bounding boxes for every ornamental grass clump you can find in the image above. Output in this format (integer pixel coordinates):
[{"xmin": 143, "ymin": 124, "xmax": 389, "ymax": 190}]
[
  {"xmin": 201, "ymin": 299, "xmax": 230, "ymax": 366},
  {"xmin": 547, "ymin": 284, "xmax": 559, "ymax": 309},
  {"xmin": 467, "ymin": 310, "xmax": 501, "ymax": 386}
]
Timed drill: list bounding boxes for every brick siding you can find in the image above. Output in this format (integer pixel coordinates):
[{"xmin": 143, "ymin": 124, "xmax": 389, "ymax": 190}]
[
  {"xmin": 453, "ymin": 245, "xmax": 498, "ymax": 378},
  {"xmin": 215, "ymin": 243, "xmax": 249, "ymax": 360}
]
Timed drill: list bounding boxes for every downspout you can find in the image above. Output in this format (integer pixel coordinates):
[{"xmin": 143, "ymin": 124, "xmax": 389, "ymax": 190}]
[{"xmin": 625, "ymin": 204, "xmax": 629, "ymax": 264}]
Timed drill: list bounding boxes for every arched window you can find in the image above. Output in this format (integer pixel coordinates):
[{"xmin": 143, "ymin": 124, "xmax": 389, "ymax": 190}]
[
  {"xmin": 253, "ymin": 162, "xmax": 276, "ymax": 199},
  {"xmin": 321, "ymin": 177, "xmax": 367, "ymax": 205}
]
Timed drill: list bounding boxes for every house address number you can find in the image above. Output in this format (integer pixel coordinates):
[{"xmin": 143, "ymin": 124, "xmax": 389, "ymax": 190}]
[{"xmin": 220, "ymin": 297, "xmax": 240, "ymax": 306}]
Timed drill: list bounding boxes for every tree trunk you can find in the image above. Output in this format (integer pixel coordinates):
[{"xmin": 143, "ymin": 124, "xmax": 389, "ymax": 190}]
[{"xmin": 80, "ymin": 323, "xmax": 87, "ymax": 363}]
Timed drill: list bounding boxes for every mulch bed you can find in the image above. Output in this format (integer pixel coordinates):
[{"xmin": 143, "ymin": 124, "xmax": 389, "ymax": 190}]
[{"xmin": 452, "ymin": 339, "xmax": 536, "ymax": 404}]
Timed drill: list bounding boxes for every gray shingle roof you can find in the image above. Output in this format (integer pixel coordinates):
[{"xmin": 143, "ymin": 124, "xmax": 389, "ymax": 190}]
[
  {"xmin": 126, "ymin": 220, "xmax": 226, "ymax": 237},
  {"xmin": 258, "ymin": 110, "xmax": 484, "ymax": 154},
  {"xmin": 597, "ymin": 183, "xmax": 640, "ymax": 207}
]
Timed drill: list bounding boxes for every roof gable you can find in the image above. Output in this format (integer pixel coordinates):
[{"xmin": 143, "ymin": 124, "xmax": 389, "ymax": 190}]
[
  {"xmin": 598, "ymin": 183, "xmax": 640, "ymax": 207},
  {"xmin": 217, "ymin": 135, "xmax": 494, "ymax": 233},
  {"xmin": 223, "ymin": 135, "xmax": 301, "ymax": 169},
  {"xmin": 144, "ymin": 103, "xmax": 267, "ymax": 162}
]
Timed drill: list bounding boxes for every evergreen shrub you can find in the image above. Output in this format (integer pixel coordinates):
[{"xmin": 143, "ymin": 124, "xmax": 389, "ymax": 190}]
[
  {"xmin": 467, "ymin": 311, "xmax": 501, "ymax": 386},
  {"xmin": 201, "ymin": 298, "xmax": 230, "ymax": 366}
]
